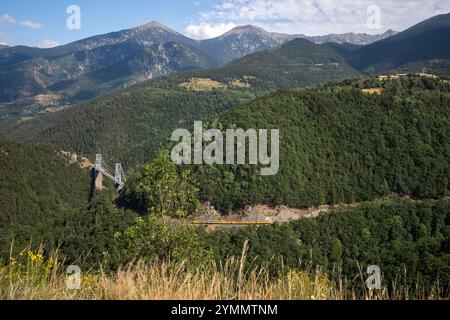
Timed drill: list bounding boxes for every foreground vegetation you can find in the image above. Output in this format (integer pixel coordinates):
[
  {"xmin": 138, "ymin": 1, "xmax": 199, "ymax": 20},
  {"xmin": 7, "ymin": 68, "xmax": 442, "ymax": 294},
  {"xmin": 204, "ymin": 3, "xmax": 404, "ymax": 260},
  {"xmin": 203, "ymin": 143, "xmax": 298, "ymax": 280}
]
[
  {"xmin": 1, "ymin": 244, "xmax": 447, "ymax": 300},
  {"xmin": 123, "ymin": 154, "xmax": 450, "ymax": 297},
  {"xmin": 1, "ymin": 186, "xmax": 449, "ymax": 299}
]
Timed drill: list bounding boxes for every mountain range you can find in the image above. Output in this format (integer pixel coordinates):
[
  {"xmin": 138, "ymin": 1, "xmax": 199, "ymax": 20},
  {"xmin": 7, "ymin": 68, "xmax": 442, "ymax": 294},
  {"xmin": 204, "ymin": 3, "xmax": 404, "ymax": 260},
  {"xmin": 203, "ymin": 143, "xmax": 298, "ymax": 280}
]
[
  {"xmin": 338, "ymin": 13, "xmax": 450, "ymax": 73},
  {"xmin": 308, "ymin": 29, "xmax": 398, "ymax": 45},
  {"xmin": 0, "ymin": 13, "xmax": 449, "ymax": 128},
  {"xmin": 0, "ymin": 22, "xmax": 396, "ymax": 107},
  {"xmin": 3, "ymin": 13, "xmax": 450, "ymax": 169}
]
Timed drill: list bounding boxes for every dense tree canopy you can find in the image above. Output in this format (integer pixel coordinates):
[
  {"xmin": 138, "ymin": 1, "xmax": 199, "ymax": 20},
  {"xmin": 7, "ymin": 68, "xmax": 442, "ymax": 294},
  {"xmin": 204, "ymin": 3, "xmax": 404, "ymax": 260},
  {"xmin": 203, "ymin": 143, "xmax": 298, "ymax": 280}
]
[
  {"xmin": 201, "ymin": 199, "xmax": 450, "ymax": 293},
  {"xmin": 193, "ymin": 76, "xmax": 450, "ymax": 211},
  {"xmin": 0, "ymin": 140, "xmax": 136, "ymax": 268}
]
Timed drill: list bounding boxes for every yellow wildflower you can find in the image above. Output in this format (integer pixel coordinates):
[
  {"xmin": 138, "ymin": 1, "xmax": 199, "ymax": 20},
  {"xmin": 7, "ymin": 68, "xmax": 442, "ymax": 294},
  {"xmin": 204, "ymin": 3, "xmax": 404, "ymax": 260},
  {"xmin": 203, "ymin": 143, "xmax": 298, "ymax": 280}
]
[{"xmin": 27, "ymin": 250, "xmax": 44, "ymax": 263}]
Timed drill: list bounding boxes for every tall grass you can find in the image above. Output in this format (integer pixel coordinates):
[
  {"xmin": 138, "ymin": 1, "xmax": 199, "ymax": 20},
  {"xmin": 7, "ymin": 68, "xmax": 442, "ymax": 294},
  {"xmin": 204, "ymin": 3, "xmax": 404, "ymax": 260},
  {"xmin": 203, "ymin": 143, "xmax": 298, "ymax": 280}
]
[{"xmin": 0, "ymin": 244, "xmax": 447, "ymax": 300}]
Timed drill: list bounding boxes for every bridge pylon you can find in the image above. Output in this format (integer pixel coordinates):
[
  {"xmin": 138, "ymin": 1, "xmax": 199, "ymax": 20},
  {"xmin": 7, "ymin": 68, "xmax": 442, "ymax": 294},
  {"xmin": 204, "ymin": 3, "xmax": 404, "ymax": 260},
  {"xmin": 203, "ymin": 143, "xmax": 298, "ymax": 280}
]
[
  {"xmin": 93, "ymin": 154, "xmax": 125, "ymax": 191},
  {"xmin": 94, "ymin": 154, "xmax": 104, "ymax": 190}
]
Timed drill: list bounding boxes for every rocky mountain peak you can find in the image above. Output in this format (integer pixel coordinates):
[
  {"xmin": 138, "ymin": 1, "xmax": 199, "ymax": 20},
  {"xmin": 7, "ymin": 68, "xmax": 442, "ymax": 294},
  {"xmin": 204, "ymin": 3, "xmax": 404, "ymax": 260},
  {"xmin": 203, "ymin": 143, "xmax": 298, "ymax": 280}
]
[
  {"xmin": 135, "ymin": 21, "xmax": 179, "ymax": 34},
  {"xmin": 223, "ymin": 25, "xmax": 269, "ymax": 37}
]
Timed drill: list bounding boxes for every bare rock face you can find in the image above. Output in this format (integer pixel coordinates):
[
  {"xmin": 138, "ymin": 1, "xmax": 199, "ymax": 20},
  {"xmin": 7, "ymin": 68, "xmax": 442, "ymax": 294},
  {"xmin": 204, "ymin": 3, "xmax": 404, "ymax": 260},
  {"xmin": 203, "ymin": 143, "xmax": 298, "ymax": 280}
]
[
  {"xmin": 60, "ymin": 151, "xmax": 93, "ymax": 169},
  {"xmin": 233, "ymin": 204, "xmax": 332, "ymax": 224}
]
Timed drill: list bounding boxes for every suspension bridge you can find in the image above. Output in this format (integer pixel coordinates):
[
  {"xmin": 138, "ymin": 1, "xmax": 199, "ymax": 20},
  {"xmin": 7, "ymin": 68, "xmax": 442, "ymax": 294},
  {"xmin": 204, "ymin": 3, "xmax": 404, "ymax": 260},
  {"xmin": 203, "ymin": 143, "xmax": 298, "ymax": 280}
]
[
  {"xmin": 93, "ymin": 154, "xmax": 125, "ymax": 190},
  {"xmin": 91, "ymin": 154, "xmax": 271, "ymax": 225}
]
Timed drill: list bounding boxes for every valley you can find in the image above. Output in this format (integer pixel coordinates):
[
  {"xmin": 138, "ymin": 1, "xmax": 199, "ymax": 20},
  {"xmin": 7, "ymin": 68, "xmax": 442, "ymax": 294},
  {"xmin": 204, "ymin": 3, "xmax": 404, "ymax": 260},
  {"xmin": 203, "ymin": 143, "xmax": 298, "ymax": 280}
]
[{"xmin": 0, "ymin": 9, "xmax": 449, "ymax": 301}]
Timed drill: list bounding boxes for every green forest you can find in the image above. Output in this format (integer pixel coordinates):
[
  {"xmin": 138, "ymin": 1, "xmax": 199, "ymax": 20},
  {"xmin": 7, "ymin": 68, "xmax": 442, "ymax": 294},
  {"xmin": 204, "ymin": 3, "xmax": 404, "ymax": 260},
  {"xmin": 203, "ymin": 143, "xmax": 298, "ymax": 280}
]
[
  {"xmin": 1, "ymin": 75, "xmax": 449, "ymax": 296},
  {"xmin": 0, "ymin": 140, "xmax": 137, "ymax": 267},
  {"xmin": 2, "ymin": 79, "xmax": 257, "ymax": 168},
  {"xmin": 202, "ymin": 199, "xmax": 450, "ymax": 292},
  {"xmin": 117, "ymin": 76, "xmax": 450, "ymax": 292},
  {"xmin": 1, "ymin": 140, "xmax": 448, "ymax": 293},
  {"xmin": 190, "ymin": 76, "xmax": 450, "ymax": 211}
]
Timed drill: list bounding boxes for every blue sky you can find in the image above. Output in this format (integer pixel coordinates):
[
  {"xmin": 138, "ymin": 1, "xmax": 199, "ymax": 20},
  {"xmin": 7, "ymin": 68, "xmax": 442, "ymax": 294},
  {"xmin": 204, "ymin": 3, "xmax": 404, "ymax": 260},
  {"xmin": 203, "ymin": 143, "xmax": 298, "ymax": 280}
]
[
  {"xmin": 1, "ymin": 0, "xmax": 449, "ymax": 47},
  {"xmin": 0, "ymin": 0, "xmax": 211, "ymax": 46}
]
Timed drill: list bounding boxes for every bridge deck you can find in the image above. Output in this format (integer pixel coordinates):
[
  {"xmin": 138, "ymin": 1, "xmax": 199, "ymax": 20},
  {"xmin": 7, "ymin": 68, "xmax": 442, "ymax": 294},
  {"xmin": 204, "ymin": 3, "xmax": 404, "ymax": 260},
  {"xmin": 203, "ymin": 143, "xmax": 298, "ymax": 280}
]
[{"xmin": 94, "ymin": 167, "xmax": 125, "ymax": 188}]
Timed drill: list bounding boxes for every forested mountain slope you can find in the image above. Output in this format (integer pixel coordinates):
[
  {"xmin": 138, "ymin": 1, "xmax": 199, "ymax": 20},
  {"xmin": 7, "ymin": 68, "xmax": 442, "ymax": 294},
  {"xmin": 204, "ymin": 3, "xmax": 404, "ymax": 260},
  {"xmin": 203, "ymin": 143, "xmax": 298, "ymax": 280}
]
[
  {"xmin": 189, "ymin": 76, "xmax": 450, "ymax": 211},
  {"xmin": 0, "ymin": 140, "xmax": 90, "ymax": 257},
  {"xmin": 2, "ymin": 80, "xmax": 256, "ymax": 168},
  {"xmin": 0, "ymin": 19, "xmax": 397, "ymax": 120},
  {"xmin": 0, "ymin": 139, "xmax": 135, "ymax": 265}
]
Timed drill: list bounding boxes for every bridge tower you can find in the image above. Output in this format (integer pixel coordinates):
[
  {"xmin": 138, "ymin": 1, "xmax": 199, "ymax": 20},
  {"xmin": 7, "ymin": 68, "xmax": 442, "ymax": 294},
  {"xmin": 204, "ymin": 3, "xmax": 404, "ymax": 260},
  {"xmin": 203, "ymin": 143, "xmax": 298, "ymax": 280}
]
[
  {"xmin": 95, "ymin": 154, "xmax": 104, "ymax": 190},
  {"xmin": 95, "ymin": 154, "xmax": 102, "ymax": 171},
  {"xmin": 115, "ymin": 163, "xmax": 125, "ymax": 190}
]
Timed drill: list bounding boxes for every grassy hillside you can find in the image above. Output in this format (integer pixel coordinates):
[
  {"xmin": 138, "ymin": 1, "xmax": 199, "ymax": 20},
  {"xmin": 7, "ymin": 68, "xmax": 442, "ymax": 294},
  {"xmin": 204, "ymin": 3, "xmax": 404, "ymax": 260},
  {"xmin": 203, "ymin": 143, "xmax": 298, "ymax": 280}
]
[{"xmin": 189, "ymin": 76, "xmax": 450, "ymax": 211}]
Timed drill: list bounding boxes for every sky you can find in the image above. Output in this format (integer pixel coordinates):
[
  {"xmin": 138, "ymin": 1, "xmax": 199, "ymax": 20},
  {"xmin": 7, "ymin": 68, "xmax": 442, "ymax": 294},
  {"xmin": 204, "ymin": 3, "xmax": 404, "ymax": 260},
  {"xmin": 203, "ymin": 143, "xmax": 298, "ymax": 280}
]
[{"xmin": 0, "ymin": 0, "xmax": 449, "ymax": 47}]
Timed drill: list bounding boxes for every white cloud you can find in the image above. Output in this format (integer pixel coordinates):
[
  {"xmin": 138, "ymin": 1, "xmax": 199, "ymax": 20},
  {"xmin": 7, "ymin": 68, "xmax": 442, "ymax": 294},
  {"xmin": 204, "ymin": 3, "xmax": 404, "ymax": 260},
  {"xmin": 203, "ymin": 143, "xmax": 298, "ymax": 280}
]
[
  {"xmin": 196, "ymin": 0, "xmax": 450, "ymax": 35},
  {"xmin": 185, "ymin": 22, "xmax": 237, "ymax": 39},
  {"xmin": 0, "ymin": 14, "xmax": 16, "ymax": 24},
  {"xmin": 37, "ymin": 38, "xmax": 59, "ymax": 49},
  {"xmin": 215, "ymin": 2, "xmax": 234, "ymax": 10},
  {"xmin": 21, "ymin": 20, "xmax": 44, "ymax": 29}
]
